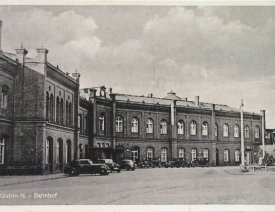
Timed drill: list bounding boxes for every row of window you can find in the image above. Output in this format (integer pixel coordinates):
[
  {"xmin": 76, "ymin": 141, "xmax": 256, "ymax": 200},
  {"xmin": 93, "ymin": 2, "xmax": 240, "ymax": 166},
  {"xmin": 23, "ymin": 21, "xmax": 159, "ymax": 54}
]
[
  {"xmin": 100, "ymin": 114, "xmax": 261, "ymax": 139},
  {"xmin": 141, "ymin": 147, "xmax": 240, "ymax": 163},
  {"xmin": 46, "ymin": 92, "xmax": 73, "ymax": 127}
]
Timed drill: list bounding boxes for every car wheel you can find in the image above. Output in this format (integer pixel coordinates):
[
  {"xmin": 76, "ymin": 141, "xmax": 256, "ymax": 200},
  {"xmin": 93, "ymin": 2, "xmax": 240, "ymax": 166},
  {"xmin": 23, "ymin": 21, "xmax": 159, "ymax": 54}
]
[
  {"xmin": 126, "ymin": 167, "xmax": 130, "ymax": 171},
  {"xmin": 117, "ymin": 169, "xmax": 121, "ymax": 173},
  {"xmin": 70, "ymin": 168, "xmax": 78, "ymax": 176}
]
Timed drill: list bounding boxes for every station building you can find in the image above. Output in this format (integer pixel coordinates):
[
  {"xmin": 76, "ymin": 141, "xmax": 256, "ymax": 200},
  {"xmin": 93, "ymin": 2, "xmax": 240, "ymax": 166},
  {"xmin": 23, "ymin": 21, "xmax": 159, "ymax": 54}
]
[
  {"xmin": 0, "ymin": 20, "xmax": 266, "ymax": 174},
  {"xmin": 81, "ymin": 88, "xmax": 264, "ymax": 167}
]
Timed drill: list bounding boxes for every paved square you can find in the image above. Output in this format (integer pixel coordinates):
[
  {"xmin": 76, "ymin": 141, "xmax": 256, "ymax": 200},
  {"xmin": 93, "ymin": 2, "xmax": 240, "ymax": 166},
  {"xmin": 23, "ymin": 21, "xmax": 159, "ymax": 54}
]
[{"xmin": 1, "ymin": 167, "xmax": 275, "ymax": 205}]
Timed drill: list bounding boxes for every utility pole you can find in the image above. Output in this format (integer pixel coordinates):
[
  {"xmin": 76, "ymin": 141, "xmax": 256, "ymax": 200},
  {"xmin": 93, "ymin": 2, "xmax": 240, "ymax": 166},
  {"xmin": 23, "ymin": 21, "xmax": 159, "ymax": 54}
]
[
  {"xmin": 261, "ymin": 110, "xmax": 266, "ymax": 158},
  {"xmin": 240, "ymin": 99, "xmax": 245, "ymax": 167}
]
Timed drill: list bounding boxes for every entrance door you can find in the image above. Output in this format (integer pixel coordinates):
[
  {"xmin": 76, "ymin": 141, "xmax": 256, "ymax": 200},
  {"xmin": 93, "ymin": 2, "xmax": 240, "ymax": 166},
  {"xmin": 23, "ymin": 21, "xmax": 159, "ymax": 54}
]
[{"xmin": 216, "ymin": 149, "xmax": 219, "ymax": 166}]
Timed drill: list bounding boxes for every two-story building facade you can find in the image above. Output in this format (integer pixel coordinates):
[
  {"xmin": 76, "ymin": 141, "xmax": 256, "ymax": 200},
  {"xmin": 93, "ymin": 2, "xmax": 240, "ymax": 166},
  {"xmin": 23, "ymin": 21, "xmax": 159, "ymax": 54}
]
[{"xmin": 82, "ymin": 88, "xmax": 264, "ymax": 166}]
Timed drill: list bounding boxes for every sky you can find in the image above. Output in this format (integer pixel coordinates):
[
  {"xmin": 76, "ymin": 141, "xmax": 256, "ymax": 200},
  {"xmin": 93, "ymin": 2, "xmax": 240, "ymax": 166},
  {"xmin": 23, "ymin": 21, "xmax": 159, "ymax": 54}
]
[{"xmin": 0, "ymin": 5, "xmax": 275, "ymax": 127}]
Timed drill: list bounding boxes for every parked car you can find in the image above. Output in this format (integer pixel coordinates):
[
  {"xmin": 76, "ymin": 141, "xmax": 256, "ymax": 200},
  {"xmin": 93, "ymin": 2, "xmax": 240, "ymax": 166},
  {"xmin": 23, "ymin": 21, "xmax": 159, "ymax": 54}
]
[
  {"xmin": 191, "ymin": 157, "xmax": 210, "ymax": 167},
  {"xmin": 149, "ymin": 158, "xmax": 162, "ymax": 168},
  {"xmin": 97, "ymin": 159, "xmax": 121, "ymax": 173},
  {"xmin": 174, "ymin": 158, "xmax": 189, "ymax": 168},
  {"xmin": 164, "ymin": 160, "xmax": 176, "ymax": 168},
  {"xmin": 138, "ymin": 160, "xmax": 151, "ymax": 168},
  {"xmin": 64, "ymin": 159, "xmax": 110, "ymax": 176},
  {"xmin": 119, "ymin": 159, "xmax": 136, "ymax": 171}
]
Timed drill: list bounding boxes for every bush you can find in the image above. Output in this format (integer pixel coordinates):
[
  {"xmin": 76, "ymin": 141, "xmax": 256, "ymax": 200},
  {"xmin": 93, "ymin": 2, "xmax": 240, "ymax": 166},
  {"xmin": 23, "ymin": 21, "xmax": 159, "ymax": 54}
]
[{"xmin": 262, "ymin": 154, "xmax": 274, "ymax": 166}]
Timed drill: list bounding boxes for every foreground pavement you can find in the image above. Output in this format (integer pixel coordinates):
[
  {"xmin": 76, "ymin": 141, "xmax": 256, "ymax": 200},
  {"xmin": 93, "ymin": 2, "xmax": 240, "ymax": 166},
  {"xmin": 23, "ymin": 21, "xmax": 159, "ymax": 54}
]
[{"xmin": 0, "ymin": 166, "xmax": 275, "ymax": 205}]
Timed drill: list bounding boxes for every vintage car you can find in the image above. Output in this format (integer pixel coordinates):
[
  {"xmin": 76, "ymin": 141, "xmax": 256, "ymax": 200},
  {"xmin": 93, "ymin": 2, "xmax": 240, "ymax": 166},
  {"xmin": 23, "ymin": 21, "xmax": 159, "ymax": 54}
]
[
  {"xmin": 119, "ymin": 159, "xmax": 136, "ymax": 171},
  {"xmin": 97, "ymin": 159, "xmax": 121, "ymax": 173},
  {"xmin": 64, "ymin": 159, "xmax": 110, "ymax": 176},
  {"xmin": 164, "ymin": 160, "xmax": 176, "ymax": 168},
  {"xmin": 149, "ymin": 158, "xmax": 162, "ymax": 168},
  {"xmin": 191, "ymin": 157, "xmax": 210, "ymax": 167},
  {"xmin": 138, "ymin": 160, "xmax": 151, "ymax": 168},
  {"xmin": 174, "ymin": 158, "xmax": 189, "ymax": 168}
]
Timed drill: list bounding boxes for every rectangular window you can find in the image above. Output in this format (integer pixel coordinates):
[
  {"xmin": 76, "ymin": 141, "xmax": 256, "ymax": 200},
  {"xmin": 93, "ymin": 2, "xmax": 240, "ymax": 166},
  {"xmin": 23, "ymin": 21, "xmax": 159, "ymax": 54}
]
[
  {"xmin": 178, "ymin": 149, "xmax": 185, "ymax": 158},
  {"xmin": 46, "ymin": 140, "xmax": 49, "ymax": 165},
  {"xmin": 224, "ymin": 150, "xmax": 229, "ymax": 162},
  {"xmin": 0, "ymin": 139, "xmax": 5, "ymax": 165},
  {"xmin": 191, "ymin": 149, "xmax": 197, "ymax": 161},
  {"xmin": 235, "ymin": 150, "xmax": 240, "ymax": 162}
]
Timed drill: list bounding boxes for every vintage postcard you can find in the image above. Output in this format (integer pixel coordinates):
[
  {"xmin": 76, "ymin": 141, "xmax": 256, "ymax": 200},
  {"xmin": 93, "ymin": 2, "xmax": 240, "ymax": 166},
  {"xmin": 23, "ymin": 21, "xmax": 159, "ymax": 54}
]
[{"xmin": 0, "ymin": 1, "xmax": 275, "ymax": 211}]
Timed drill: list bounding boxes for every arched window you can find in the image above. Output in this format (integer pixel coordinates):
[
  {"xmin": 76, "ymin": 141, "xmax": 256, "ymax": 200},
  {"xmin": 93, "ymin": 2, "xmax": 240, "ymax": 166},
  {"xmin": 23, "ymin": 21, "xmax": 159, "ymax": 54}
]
[
  {"xmin": 191, "ymin": 148, "xmax": 197, "ymax": 161},
  {"xmin": 66, "ymin": 101, "xmax": 69, "ymax": 126},
  {"xmin": 146, "ymin": 148, "xmax": 154, "ymax": 159},
  {"xmin": 49, "ymin": 94, "xmax": 54, "ymax": 123},
  {"xmin": 115, "ymin": 116, "xmax": 123, "ymax": 133},
  {"xmin": 160, "ymin": 120, "xmax": 167, "ymax": 134},
  {"xmin": 161, "ymin": 148, "xmax": 167, "ymax": 162},
  {"xmin": 45, "ymin": 137, "xmax": 53, "ymax": 165},
  {"xmin": 79, "ymin": 144, "xmax": 84, "ymax": 159},
  {"xmin": 79, "ymin": 115, "xmax": 83, "ymax": 134},
  {"xmin": 99, "ymin": 114, "xmax": 105, "ymax": 131},
  {"xmin": 68, "ymin": 102, "xmax": 72, "ymax": 127},
  {"xmin": 178, "ymin": 148, "xmax": 185, "ymax": 158},
  {"xmin": 190, "ymin": 121, "xmax": 197, "ymax": 136},
  {"xmin": 255, "ymin": 126, "xmax": 260, "ymax": 139},
  {"xmin": 56, "ymin": 139, "xmax": 63, "ymax": 167},
  {"xmin": 223, "ymin": 124, "xmax": 229, "ymax": 137},
  {"xmin": 60, "ymin": 99, "xmax": 64, "ymax": 125},
  {"xmin": 177, "ymin": 120, "xmax": 184, "ymax": 135},
  {"xmin": 202, "ymin": 122, "xmax": 208, "ymax": 136},
  {"xmin": 235, "ymin": 149, "xmax": 240, "ymax": 162},
  {"xmin": 131, "ymin": 118, "xmax": 139, "ymax": 133},
  {"xmin": 56, "ymin": 97, "xmax": 60, "ymax": 124},
  {"xmin": 244, "ymin": 125, "xmax": 250, "ymax": 138},
  {"xmin": 0, "ymin": 137, "xmax": 5, "ymax": 164},
  {"xmin": 215, "ymin": 123, "xmax": 218, "ymax": 137},
  {"xmin": 1, "ymin": 84, "xmax": 9, "ymax": 109},
  {"xmin": 203, "ymin": 149, "xmax": 209, "ymax": 158},
  {"xmin": 46, "ymin": 92, "xmax": 50, "ymax": 120},
  {"xmin": 234, "ymin": 125, "xmax": 239, "ymax": 138},
  {"xmin": 146, "ymin": 118, "xmax": 153, "ymax": 134},
  {"xmin": 224, "ymin": 149, "xmax": 229, "ymax": 162}
]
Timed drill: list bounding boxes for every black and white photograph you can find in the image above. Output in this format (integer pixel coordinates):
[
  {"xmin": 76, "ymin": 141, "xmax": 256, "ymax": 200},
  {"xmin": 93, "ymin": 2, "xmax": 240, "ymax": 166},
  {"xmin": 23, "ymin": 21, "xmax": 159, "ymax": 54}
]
[{"xmin": 0, "ymin": 1, "xmax": 275, "ymax": 211}]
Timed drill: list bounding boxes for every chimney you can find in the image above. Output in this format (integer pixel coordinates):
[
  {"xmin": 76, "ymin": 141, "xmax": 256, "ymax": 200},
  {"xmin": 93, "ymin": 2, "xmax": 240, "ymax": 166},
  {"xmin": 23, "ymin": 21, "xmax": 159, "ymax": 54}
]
[
  {"xmin": 0, "ymin": 20, "xmax": 2, "ymax": 51},
  {"xmin": 109, "ymin": 88, "xmax": 113, "ymax": 94},
  {"xmin": 15, "ymin": 47, "xmax": 28, "ymax": 64},
  {"xmin": 182, "ymin": 97, "xmax": 188, "ymax": 101},
  {"xmin": 36, "ymin": 47, "xmax": 48, "ymax": 63},
  {"xmin": 195, "ymin": 96, "xmax": 199, "ymax": 106},
  {"xmin": 148, "ymin": 93, "xmax": 153, "ymax": 98}
]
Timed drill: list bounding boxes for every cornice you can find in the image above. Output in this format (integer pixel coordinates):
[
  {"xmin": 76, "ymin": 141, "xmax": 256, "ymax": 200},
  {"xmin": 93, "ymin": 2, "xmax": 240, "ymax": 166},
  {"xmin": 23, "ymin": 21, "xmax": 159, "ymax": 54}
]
[{"xmin": 47, "ymin": 64, "xmax": 78, "ymax": 90}]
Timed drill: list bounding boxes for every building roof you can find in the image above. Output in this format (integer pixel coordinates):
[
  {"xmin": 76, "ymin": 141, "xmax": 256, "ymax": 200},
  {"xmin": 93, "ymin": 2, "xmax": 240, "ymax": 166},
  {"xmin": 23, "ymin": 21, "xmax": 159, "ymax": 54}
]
[{"xmin": 114, "ymin": 93, "xmax": 258, "ymax": 115}]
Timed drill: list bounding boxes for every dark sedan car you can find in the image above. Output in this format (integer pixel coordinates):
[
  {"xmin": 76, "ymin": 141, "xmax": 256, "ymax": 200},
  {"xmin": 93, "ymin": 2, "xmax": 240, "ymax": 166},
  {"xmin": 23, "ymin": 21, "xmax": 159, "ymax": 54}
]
[
  {"xmin": 119, "ymin": 159, "xmax": 136, "ymax": 171},
  {"xmin": 64, "ymin": 159, "xmax": 110, "ymax": 176},
  {"xmin": 97, "ymin": 159, "xmax": 121, "ymax": 173}
]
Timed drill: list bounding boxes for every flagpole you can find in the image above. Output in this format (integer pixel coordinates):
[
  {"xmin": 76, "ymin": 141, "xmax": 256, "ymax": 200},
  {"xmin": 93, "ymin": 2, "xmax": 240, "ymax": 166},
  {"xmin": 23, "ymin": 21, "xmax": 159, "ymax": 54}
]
[{"xmin": 240, "ymin": 99, "xmax": 245, "ymax": 167}]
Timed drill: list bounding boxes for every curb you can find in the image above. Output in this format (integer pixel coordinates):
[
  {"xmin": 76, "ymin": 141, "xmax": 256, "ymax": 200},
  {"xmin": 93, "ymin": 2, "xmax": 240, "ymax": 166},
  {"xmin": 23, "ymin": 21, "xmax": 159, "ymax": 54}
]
[{"xmin": 0, "ymin": 175, "xmax": 68, "ymax": 187}]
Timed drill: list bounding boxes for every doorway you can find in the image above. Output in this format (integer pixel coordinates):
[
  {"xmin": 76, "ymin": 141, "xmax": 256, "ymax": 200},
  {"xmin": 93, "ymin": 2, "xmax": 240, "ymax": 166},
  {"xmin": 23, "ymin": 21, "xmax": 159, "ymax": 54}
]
[{"xmin": 46, "ymin": 137, "xmax": 54, "ymax": 173}]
